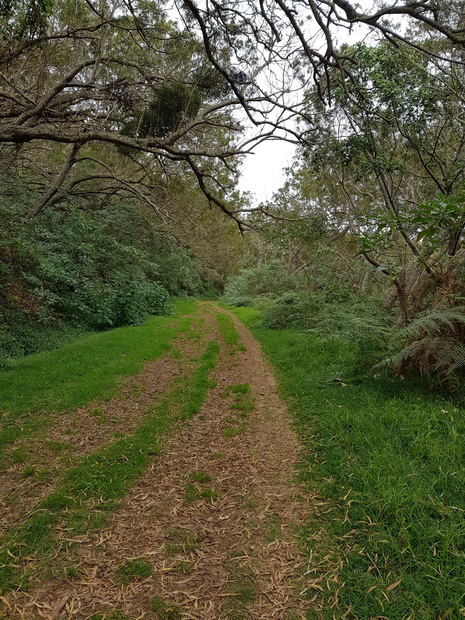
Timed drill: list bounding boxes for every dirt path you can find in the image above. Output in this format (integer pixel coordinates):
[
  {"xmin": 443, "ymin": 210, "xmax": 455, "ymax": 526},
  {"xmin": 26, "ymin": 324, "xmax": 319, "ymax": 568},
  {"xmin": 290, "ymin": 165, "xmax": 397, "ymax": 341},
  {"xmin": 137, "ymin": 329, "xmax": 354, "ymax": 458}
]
[
  {"xmin": 3, "ymin": 304, "xmax": 312, "ymax": 619},
  {"xmin": 0, "ymin": 314, "xmax": 208, "ymax": 537}
]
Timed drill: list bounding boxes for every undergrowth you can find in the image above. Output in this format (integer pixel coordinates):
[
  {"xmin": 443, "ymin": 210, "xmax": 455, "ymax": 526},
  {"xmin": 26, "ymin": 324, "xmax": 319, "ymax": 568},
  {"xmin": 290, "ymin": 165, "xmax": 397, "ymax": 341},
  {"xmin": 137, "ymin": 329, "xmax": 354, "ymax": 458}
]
[{"xmin": 228, "ymin": 305, "xmax": 465, "ymax": 619}]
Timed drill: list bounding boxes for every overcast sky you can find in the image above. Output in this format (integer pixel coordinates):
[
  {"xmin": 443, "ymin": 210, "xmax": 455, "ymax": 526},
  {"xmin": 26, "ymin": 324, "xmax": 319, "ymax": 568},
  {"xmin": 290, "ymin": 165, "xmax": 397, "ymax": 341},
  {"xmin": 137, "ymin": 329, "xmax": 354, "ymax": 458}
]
[{"xmin": 238, "ymin": 139, "xmax": 296, "ymax": 204}]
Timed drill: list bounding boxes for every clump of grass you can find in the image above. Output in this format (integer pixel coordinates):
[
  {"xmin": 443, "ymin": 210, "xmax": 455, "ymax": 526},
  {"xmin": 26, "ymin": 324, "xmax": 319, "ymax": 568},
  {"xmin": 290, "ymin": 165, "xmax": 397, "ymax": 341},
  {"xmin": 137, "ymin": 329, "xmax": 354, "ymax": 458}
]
[
  {"xmin": 220, "ymin": 384, "xmax": 254, "ymax": 437},
  {"xmin": 90, "ymin": 407, "xmax": 105, "ymax": 417},
  {"xmin": 229, "ymin": 384, "xmax": 250, "ymax": 394},
  {"xmin": 10, "ymin": 447, "xmax": 28, "ymax": 464},
  {"xmin": 189, "ymin": 470, "xmax": 212, "ymax": 483},
  {"xmin": 266, "ymin": 514, "xmax": 281, "ymax": 542},
  {"xmin": 175, "ymin": 560, "xmax": 193, "ymax": 573},
  {"xmin": 222, "ymin": 423, "xmax": 247, "ymax": 438},
  {"xmin": 45, "ymin": 440, "xmax": 71, "ymax": 453},
  {"xmin": 215, "ymin": 311, "xmax": 243, "ymax": 353},
  {"xmin": 230, "ymin": 397, "xmax": 254, "ymax": 416},
  {"xmin": 184, "ymin": 482, "xmax": 218, "ymax": 504},
  {"xmin": 149, "ymin": 596, "xmax": 181, "ymax": 619},
  {"xmin": 221, "ymin": 384, "xmax": 254, "ymax": 416},
  {"xmin": 21, "ymin": 465, "xmax": 35, "ymax": 478},
  {"xmin": 116, "ymin": 558, "xmax": 152, "ymax": 585},
  {"xmin": 225, "ymin": 562, "xmax": 257, "ymax": 618},
  {"xmin": 64, "ymin": 563, "xmax": 81, "ymax": 579},
  {"xmin": 181, "ymin": 341, "xmax": 219, "ymax": 419},
  {"xmin": 165, "ymin": 529, "xmax": 204, "ymax": 555}
]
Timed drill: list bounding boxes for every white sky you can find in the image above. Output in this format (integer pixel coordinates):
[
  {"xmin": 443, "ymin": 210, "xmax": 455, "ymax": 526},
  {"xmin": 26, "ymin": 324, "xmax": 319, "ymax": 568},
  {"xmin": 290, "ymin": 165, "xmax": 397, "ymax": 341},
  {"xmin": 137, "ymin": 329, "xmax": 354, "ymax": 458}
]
[{"xmin": 238, "ymin": 139, "xmax": 296, "ymax": 204}]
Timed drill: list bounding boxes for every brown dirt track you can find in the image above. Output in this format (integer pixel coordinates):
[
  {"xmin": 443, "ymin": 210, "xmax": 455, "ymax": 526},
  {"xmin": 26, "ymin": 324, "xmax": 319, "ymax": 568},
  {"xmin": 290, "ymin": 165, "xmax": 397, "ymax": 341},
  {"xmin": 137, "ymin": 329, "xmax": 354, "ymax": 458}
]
[{"xmin": 2, "ymin": 303, "xmax": 313, "ymax": 620}]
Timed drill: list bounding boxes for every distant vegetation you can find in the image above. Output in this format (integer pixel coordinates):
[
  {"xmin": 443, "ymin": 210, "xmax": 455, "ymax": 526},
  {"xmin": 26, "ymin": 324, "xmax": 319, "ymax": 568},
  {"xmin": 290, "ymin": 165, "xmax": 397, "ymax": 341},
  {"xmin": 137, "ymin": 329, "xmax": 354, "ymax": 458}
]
[{"xmin": 222, "ymin": 40, "xmax": 465, "ymax": 388}]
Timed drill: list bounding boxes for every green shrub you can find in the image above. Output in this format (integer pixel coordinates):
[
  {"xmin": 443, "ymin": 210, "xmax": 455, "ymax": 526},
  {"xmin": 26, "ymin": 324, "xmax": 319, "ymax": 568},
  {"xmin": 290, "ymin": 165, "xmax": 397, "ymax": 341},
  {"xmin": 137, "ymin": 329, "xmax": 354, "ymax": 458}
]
[
  {"xmin": 259, "ymin": 292, "xmax": 315, "ymax": 329},
  {"xmin": 0, "ymin": 182, "xmax": 211, "ymax": 360},
  {"xmin": 222, "ymin": 260, "xmax": 304, "ymax": 306},
  {"xmin": 116, "ymin": 558, "xmax": 152, "ymax": 585}
]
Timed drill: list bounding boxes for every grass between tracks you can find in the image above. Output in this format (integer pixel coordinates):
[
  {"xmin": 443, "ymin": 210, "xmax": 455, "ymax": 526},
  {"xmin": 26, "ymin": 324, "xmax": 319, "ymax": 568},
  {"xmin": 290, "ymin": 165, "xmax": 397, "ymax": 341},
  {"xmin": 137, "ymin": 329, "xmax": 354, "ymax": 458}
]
[
  {"xmin": 228, "ymin": 305, "xmax": 465, "ymax": 620},
  {"xmin": 214, "ymin": 308, "xmax": 245, "ymax": 353},
  {"xmin": 0, "ymin": 300, "xmax": 197, "ymax": 458},
  {"xmin": 0, "ymin": 302, "xmax": 221, "ymax": 595}
]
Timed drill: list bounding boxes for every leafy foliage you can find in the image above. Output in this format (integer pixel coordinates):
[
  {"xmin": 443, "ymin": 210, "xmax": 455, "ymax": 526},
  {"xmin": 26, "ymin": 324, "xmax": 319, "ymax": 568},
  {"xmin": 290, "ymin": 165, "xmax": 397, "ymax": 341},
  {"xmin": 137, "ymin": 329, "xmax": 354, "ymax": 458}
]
[
  {"xmin": 381, "ymin": 305, "xmax": 465, "ymax": 385},
  {"xmin": 0, "ymin": 0, "xmax": 52, "ymax": 40},
  {"xmin": 222, "ymin": 260, "xmax": 304, "ymax": 306},
  {"xmin": 223, "ymin": 258, "xmax": 392, "ymax": 371},
  {"xmin": 0, "ymin": 183, "xmax": 209, "ymax": 361}
]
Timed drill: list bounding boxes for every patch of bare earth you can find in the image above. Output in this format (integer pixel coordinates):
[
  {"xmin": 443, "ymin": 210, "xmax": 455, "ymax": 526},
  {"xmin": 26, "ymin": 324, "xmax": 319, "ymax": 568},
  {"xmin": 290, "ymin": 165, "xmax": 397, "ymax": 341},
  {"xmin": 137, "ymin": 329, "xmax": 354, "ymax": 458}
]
[
  {"xmin": 4, "ymin": 305, "xmax": 313, "ymax": 619},
  {"xmin": 0, "ymin": 315, "xmax": 210, "ymax": 539}
]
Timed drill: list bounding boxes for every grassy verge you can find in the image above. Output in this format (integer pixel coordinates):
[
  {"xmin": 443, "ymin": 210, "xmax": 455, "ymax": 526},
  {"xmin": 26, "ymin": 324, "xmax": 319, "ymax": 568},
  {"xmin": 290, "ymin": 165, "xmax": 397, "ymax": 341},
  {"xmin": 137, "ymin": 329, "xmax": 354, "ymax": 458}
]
[
  {"xmin": 0, "ymin": 334, "xmax": 219, "ymax": 594},
  {"xmin": 228, "ymin": 305, "xmax": 465, "ymax": 619},
  {"xmin": 0, "ymin": 300, "xmax": 197, "ymax": 455}
]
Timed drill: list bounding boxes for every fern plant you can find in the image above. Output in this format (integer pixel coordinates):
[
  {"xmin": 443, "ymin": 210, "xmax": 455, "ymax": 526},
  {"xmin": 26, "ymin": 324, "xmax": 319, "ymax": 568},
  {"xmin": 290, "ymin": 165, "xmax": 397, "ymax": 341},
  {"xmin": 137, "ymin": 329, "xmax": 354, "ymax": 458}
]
[{"xmin": 379, "ymin": 306, "xmax": 465, "ymax": 385}]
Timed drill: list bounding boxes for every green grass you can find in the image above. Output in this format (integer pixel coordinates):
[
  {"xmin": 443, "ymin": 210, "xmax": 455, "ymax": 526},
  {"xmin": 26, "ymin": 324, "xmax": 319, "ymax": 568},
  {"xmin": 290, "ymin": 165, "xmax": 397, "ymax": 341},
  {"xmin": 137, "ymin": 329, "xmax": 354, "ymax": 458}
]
[
  {"xmin": 0, "ymin": 327, "xmax": 219, "ymax": 595},
  {"xmin": 266, "ymin": 514, "xmax": 281, "ymax": 542},
  {"xmin": 222, "ymin": 422, "xmax": 247, "ymax": 437},
  {"xmin": 189, "ymin": 470, "xmax": 212, "ymax": 483},
  {"xmin": 221, "ymin": 384, "xmax": 254, "ymax": 416},
  {"xmin": 225, "ymin": 561, "xmax": 257, "ymax": 619},
  {"xmin": 0, "ymin": 309, "xmax": 193, "ymax": 456},
  {"xmin": 149, "ymin": 595, "xmax": 181, "ymax": 619},
  {"xmin": 228, "ymin": 383, "xmax": 250, "ymax": 394},
  {"xmin": 230, "ymin": 397, "xmax": 254, "ymax": 415},
  {"xmin": 184, "ymin": 482, "xmax": 218, "ymax": 504},
  {"xmin": 181, "ymin": 341, "xmax": 219, "ymax": 418},
  {"xmin": 214, "ymin": 310, "xmax": 245, "ymax": 352},
  {"xmin": 219, "ymin": 383, "xmax": 254, "ymax": 438},
  {"xmin": 116, "ymin": 558, "xmax": 152, "ymax": 585},
  {"xmin": 227, "ymin": 305, "xmax": 465, "ymax": 619}
]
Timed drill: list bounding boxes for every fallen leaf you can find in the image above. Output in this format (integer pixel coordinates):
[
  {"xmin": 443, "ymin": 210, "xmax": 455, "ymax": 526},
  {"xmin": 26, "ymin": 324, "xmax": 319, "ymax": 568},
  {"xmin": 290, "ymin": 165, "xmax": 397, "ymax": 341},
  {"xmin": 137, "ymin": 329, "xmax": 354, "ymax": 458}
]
[{"xmin": 387, "ymin": 579, "xmax": 401, "ymax": 591}]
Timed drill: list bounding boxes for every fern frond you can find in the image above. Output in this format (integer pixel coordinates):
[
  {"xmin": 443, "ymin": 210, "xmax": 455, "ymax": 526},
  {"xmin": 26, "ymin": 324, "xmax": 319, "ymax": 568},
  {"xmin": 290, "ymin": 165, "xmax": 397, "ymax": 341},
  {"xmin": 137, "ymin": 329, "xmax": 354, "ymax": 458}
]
[
  {"xmin": 394, "ymin": 307, "xmax": 465, "ymax": 343},
  {"xmin": 380, "ymin": 306, "xmax": 465, "ymax": 383}
]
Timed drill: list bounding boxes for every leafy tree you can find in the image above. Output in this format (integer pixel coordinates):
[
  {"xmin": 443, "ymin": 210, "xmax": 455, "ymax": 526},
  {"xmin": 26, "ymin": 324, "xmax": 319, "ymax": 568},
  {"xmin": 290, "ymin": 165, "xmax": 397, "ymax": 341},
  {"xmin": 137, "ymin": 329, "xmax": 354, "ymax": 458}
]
[
  {"xmin": 295, "ymin": 39, "xmax": 465, "ymax": 322},
  {"xmin": 0, "ymin": 0, "xmax": 247, "ymax": 224}
]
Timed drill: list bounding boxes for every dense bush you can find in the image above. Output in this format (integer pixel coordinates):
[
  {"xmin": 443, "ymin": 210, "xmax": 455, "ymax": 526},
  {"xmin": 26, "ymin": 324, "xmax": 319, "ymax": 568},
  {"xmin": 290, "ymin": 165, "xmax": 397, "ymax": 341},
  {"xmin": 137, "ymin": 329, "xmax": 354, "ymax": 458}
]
[
  {"xmin": 223, "ymin": 260, "xmax": 392, "ymax": 371},
  {"xmin": 222, "ymin": 260, "xmax": 305, "ymax": 306},
  {"xmin": 0, "ymin": 183, "xmax": 207, "ymax": 360},
  {"xmin": 259, "ymin": 292, "xmax": 315, "ymax": 329}
]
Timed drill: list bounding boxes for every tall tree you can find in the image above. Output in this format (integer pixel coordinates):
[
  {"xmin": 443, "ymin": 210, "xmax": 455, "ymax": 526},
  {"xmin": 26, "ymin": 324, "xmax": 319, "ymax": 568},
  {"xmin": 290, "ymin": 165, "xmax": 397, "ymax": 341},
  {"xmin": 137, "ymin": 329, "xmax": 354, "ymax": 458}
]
[
  {"xmin": 0, "ymin": 0, "xmax": 251, "ymax": 222},
  {"xmin": 291, "ymin": 39, "xmax": 465, "ymax": 320}
]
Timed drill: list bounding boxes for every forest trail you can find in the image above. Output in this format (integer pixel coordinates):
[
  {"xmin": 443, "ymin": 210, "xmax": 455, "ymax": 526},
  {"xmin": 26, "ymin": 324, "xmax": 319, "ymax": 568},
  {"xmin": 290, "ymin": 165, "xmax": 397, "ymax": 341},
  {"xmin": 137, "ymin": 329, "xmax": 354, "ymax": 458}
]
[{"xmin": 2, "ymin": 303, "xmax": 312, "ymax": 619}]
